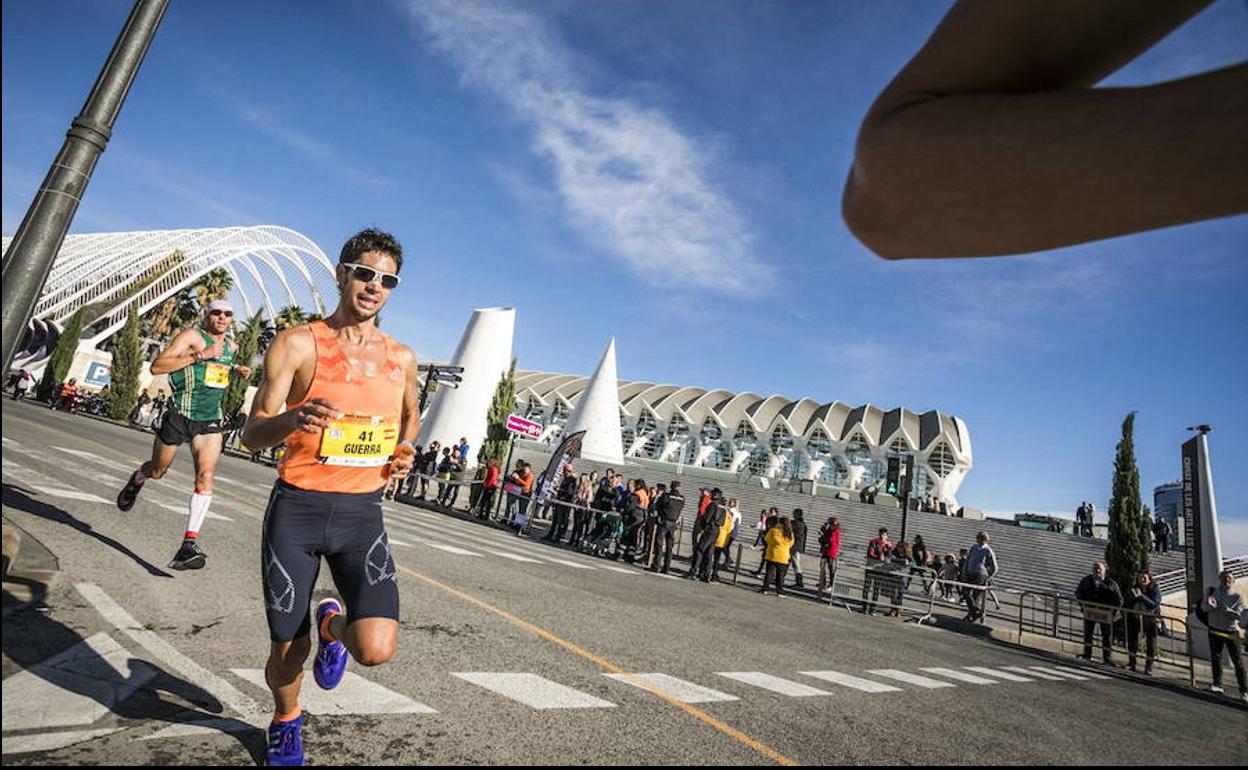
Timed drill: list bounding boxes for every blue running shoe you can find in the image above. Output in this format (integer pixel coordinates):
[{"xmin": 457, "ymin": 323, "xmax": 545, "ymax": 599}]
[
  {"xmin": 265, "ymin": 713, "xmax": 304, "ymax": 766},
  {"xmin": 313, "ymin": 598, "xmax": 348, "ymax": 690}
]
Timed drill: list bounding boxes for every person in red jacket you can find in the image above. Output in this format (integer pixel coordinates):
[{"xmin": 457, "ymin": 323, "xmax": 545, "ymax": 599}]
[
  {"xmin": 817, "ymin": 516, "xmax": 843, "ymax": 600},
  {"xmin": 862, "ymin": 527, "xmax": 893, "ymax": 614},
  {"xmin": 474, "ymin": 458, "xmax": 501, "ymax": 519}
]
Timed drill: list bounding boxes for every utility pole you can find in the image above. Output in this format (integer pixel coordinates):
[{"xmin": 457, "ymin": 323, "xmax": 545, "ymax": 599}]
[{"xmin": 1, "ymin": 0, "xmax": 169, "ymax": 375}]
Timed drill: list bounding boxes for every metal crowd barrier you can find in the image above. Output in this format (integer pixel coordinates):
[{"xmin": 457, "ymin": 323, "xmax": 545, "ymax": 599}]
[
  {"xmin": 1017, "ymin": 592, "xmax": 1195, "ymax": 687},
  {"xmin": 813, "ymin": 560, "xmax": 939, "ymax": 625}
]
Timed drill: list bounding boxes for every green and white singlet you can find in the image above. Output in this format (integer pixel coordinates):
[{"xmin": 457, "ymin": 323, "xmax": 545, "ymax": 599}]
[{"xmin": 168, "ymin": 329, "xmax": 235, "ymax": 421}]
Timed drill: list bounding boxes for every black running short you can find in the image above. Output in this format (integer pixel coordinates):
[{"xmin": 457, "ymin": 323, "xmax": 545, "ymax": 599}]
[
  {"xmin": 157, "ymin": 411, "xmax": 225, "ymax": 446},
  {"xmin": 261, "ymin": 479, "xmax": 400, "ymax": 643}
]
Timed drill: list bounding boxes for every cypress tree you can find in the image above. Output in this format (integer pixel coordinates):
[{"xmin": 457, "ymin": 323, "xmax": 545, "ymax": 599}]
[
  {"xmin": 106, "ymin": 302, "xmax": 142, "ymax": 421},
  {"xmin": 36, "ymin": 307, "xmax": 86, "ymax": 401},
  {"xmin": 1105, "ymin": 412, "xmax": 1149, "ymax": 590},
  {"xmin": 478, "ymin": 359, "xmax": 518, "ymax": 465},
  {"xmin": 223, "ymin": 310, "xmax": 264, "ymax": 417}
]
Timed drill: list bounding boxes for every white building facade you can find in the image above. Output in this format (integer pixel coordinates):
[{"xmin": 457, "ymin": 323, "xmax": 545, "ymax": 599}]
[{"xmin": 512, "ymin": 370, "xmax": 973, "ymax": 506}]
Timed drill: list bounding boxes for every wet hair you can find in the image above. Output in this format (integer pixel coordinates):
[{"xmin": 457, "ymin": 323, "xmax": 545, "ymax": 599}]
[{"xmin": 340, "ymin": 228, "xmax": 403, "ymax": 273}]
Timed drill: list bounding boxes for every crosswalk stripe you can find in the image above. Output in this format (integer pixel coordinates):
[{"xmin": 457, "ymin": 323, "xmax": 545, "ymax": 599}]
[
  {"xmin": 34, "ymin": 486, "xmax": 111, "ymax": 504},
  {"xmin": 919, "ymin": 667, "xmax": 999, "ymax": 685},
  {"xmin": 1053, "ymin": 665, "xmax": 1111, "ymax": 680},
  {"xmin": 1031, "ymin": 666, "xmax": 1091, "ymax": 681},
  {"xmin": 479, "ymin": 548, "xmax": 544, "ymax": 563},
  {"xmin": 715, "ymin": 672, "xmax": 832, "ymax": 697},
  {"xmin": 542, "ymin": 557, "xmax": 596, "ymax": 570},
  {"xmin": 156, "ymin": 502, "xmax": 234, "ymax": 522},
  {"xmin": 424, "ymin": 542, "xmax": 482, "ymax": 556},
  {"xmin": 1003, "ymin": 666, "xmax": 1065, "ymax": 681},
  {"xmin": 798, "ymin": 670, "xmax": 902, "ymax": 693},
  {"xmin": 604, "ymin": 673, "xmax": 739, "ymax": 703},
  {"xmin": 2, "ymin": 727, "xmax": 128, "ymax": 754},
  {"xmin": 2, "ymin": 633, "xmax": 156, "ymax": 733},
  {"xmin": 52, "ymin": 446, "xmax": 133, "ymax": 473},
  {"xmin": 452, "ymin": 672, "xmax": 615, "ymax": 709},
  {"xmin": 75, "ymin": 582, "xmax": 259, "ymax": 717},
  {"xmin": 231, "ymin": 669, "xmax": 437, "ymax": 714},
  {"xmin": 965, "ymin": 666, "xmax": 1034, "ymax": 682},
  {"xmin": 596, "ymin": 564, "xmax": 638, "ymax": 575},
  {"xmin": 867, "ymin": 669, "xmax": 958, "ymax": 689}
]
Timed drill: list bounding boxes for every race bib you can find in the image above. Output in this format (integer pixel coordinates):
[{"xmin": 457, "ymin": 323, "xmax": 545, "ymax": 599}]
[
  {"xmin": 204, "ymin": 362, "xmax": 231, "ymax": 389},
  {"xmin": 317, "ymin": 413, "xmax": 399, "ymax": 467}
]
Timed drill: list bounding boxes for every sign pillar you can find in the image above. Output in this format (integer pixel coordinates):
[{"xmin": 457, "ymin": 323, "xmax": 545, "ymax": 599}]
[{"xmin": 1182, "ymin": 427, "xmax": 1224, "ymax": 661}]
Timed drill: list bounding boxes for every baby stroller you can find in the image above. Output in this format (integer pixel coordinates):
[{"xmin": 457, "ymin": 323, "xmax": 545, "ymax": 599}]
[{"xmin": 582, "ymin": 511, "xmax": 623, "ymax": 558}]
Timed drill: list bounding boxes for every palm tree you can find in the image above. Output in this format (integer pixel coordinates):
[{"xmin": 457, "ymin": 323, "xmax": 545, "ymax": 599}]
[
  {"xmin": 191, "ymin": 268, "xmax": 234, "ymax": 307},
  {"xmin": 274, "ymin": 304, "xmax": 307, "ymax": 330}
]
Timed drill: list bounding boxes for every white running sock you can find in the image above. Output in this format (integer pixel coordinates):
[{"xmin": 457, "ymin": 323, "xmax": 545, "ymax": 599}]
[{"xmin": 186, "ymin": 491, "xmax": 212, "ymax": 539}]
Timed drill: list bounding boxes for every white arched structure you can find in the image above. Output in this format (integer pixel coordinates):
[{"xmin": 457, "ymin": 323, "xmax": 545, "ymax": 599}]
[
  {"xmin": 514, "ymin": 369, "xmax": 974, "ymax": 507},
  {"xmin": 3, "ymin": 226, "xmax": 338, "ymax": 346}
]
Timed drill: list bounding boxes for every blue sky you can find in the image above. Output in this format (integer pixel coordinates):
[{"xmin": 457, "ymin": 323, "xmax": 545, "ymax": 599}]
[{"xmin": 4, "ymin": 1, "xmax": 1246, "ymax": 552}]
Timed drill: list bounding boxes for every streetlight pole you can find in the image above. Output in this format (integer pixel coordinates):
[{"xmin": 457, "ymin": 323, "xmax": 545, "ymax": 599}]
[{"xmin": 1, "ymin": 0, "xmax": 169, "ymax": 375}]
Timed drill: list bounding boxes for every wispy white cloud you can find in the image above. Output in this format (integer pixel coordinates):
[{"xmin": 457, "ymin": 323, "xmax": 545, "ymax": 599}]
[
  {"xmin": 204, "ymin": 86, "xmax": 391, "ymax": 189},
  {"xmin": 402, "ymin": 0, "xmax": 772, "ymax": 296}
]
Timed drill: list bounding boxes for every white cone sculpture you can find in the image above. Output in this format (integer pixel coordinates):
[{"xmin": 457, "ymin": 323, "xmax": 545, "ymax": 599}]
[
  {"xmin": 418, "ymin": 307, "xmax": 515, "ymax": 466},
  {"xmin": 562, "ymin": 338, "xmax": 624, "ymax": 465}
]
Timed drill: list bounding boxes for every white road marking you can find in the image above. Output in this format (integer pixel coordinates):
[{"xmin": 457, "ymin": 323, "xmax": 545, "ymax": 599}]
[
  {"xmin": 595, "ymin": 564, "xmax": 638, "ymax": 575},
  {"xmin": 3, "ymin": 727, "xmax": 127, "ymax": 755},
  {"xmin": 230, "ymin": 669, "xmax": 436, "ymax": 715},
  {"xmin": 453, "ymin": 673, "xmax": 615, "ymax": 710},
  {"xmin": 1054, "ymin": 665, "xmax": 1111, "ymax": 680},
  {"xmin": 2, "ymin": 436, "xmax": 21, "ymax": 449},
  {"xmin": 424, "ymin": 542, "xmax": 482, "ymax": 556},
  {"xmin": 2, "ymin": 633, "xmax": 155, "ymax": 731},
  {"xmin": 604, "ymin": 673, "xmax": 740, "ymax": 703},
  {"xmin": 478, "ymin": 548, "xmax": 544, "ymax": 563},
  {"xmin": 1003, "ymin": 666, "xmax": 1066, "ymax": 681},
  {"xmin": 155, "ymin": 502, "xmax": 233, "ymax": 522},
  {"xmin": 1031, "ymin": 667, "xmax": 1091, "ymax": 681},
  {"xmin": 799, "ymin": 670, "xmax": 902, "ymax": 693},
  {"xmin": 542, "ymin": 557, "xmax": 596, "ymax": 570},
  {"xmin": 389, "ymin": 538, "xmax": 414, "ymax": 547},
  {"xmin": 964, "ymin": 666, "xmax": 1034, "ymax": 682},
  {"xmin": 52, "ymin": 446, "xmax": 133, "ymax": 474},
  {"xmin": 867, "ymin": 669, "xmax": 958, "ymax": 689},
  {"xmin": 74, "ymin": 583, "xmax": 259, "ymax": 718},
  {"xmin": 34, "ymin": 486, "xmax": 111, "ymax": 504},
  {"xmin": 715, "ymin": 672, "xmax": 832, "ymax": 697},
  {"xmin": 919, "ymin": 667, "xmax": 999, "ymax": 685}
]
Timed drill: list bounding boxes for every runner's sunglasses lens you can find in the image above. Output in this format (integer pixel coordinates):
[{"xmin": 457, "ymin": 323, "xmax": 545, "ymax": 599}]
[
  {"xmin": 209, "ymin": 310, "xmax": 234, "ymax": 317},
  {"xmin": 344, "ymin": 263, "xmax": 401, "ymax": 289}
]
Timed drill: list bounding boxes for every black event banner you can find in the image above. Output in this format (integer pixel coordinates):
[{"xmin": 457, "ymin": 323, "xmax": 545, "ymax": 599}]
[
  {"xmin": 1181, "ymin": 436, "xmax": 1203, "ymax": 612},
  {"xmin": 535, "ymin": 431, "xmax": 586, "ymax": 507}
]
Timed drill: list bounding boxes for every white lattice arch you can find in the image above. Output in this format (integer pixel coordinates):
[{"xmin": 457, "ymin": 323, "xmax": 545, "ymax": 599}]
[{"xmin": 3, "ymin": 226, "xmax": 337, "ymax": 346}]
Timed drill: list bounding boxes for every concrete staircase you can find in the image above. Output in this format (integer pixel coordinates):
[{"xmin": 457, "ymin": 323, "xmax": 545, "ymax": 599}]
[{"xmin": 510, "ymin": 446, "xmax": 1187, "ymax": 594}]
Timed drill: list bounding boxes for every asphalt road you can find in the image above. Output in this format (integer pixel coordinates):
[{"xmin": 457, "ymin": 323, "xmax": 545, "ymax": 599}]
[{"xmin": 3, "ymin": 400, "xmax": 1245, "ymax": 766}]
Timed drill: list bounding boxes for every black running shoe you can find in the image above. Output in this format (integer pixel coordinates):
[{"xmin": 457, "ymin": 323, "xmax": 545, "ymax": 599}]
[
  {"xmin": 117, "ymin": 474, "xmax": 143, "ymax": 512},
  {"xmin": 169, "ymin": 540, "xmax": 207, "ymax": 570}
]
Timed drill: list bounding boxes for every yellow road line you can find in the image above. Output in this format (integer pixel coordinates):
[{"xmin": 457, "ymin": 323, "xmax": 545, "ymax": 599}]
[{"xmin": 397, "ymin": 564, "xmax": 799, "ymax": 767}]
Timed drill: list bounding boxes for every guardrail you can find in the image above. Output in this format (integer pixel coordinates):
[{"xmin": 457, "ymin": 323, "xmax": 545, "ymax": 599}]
[{"xmin": 1017, "ymin": 592, "xmax": 1195, "ymax": 687}]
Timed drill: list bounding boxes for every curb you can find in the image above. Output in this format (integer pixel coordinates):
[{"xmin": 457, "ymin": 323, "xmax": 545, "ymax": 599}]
[{"xmin": 1, "ymin": 513, "xmax": 60, "ymax": 612}]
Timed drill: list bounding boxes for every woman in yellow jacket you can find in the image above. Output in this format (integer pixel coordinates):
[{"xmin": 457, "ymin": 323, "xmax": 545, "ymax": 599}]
[
  {"xmin": 711, "ymin": 502, "xmax": 736, "ymax": 581},
  {"xmin": 760, "ymin": 516, "xmax": 795, "ymax": 596}
]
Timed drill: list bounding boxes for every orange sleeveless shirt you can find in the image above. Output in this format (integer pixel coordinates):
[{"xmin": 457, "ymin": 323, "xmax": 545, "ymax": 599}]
[{"xmin": 279, "ymin": 321, "xmax": 407, "ymax": 494}]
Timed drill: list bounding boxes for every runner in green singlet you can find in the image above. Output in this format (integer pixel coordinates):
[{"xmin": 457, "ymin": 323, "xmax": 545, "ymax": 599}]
[{"xmin": 116, "ymin": 299, "xmax": 252, "ymax": 570}]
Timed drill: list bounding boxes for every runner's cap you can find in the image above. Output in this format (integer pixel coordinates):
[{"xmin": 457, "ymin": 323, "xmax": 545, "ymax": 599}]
[{"xmin": 206, "ymin": 299, "xmax": 234, "ymax": 314}]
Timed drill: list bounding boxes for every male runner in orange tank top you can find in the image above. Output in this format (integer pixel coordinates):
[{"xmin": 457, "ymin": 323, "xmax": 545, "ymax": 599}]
[{"xmin": 242, "ymin": 228, "xmax": 418, "ymax": 766}]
